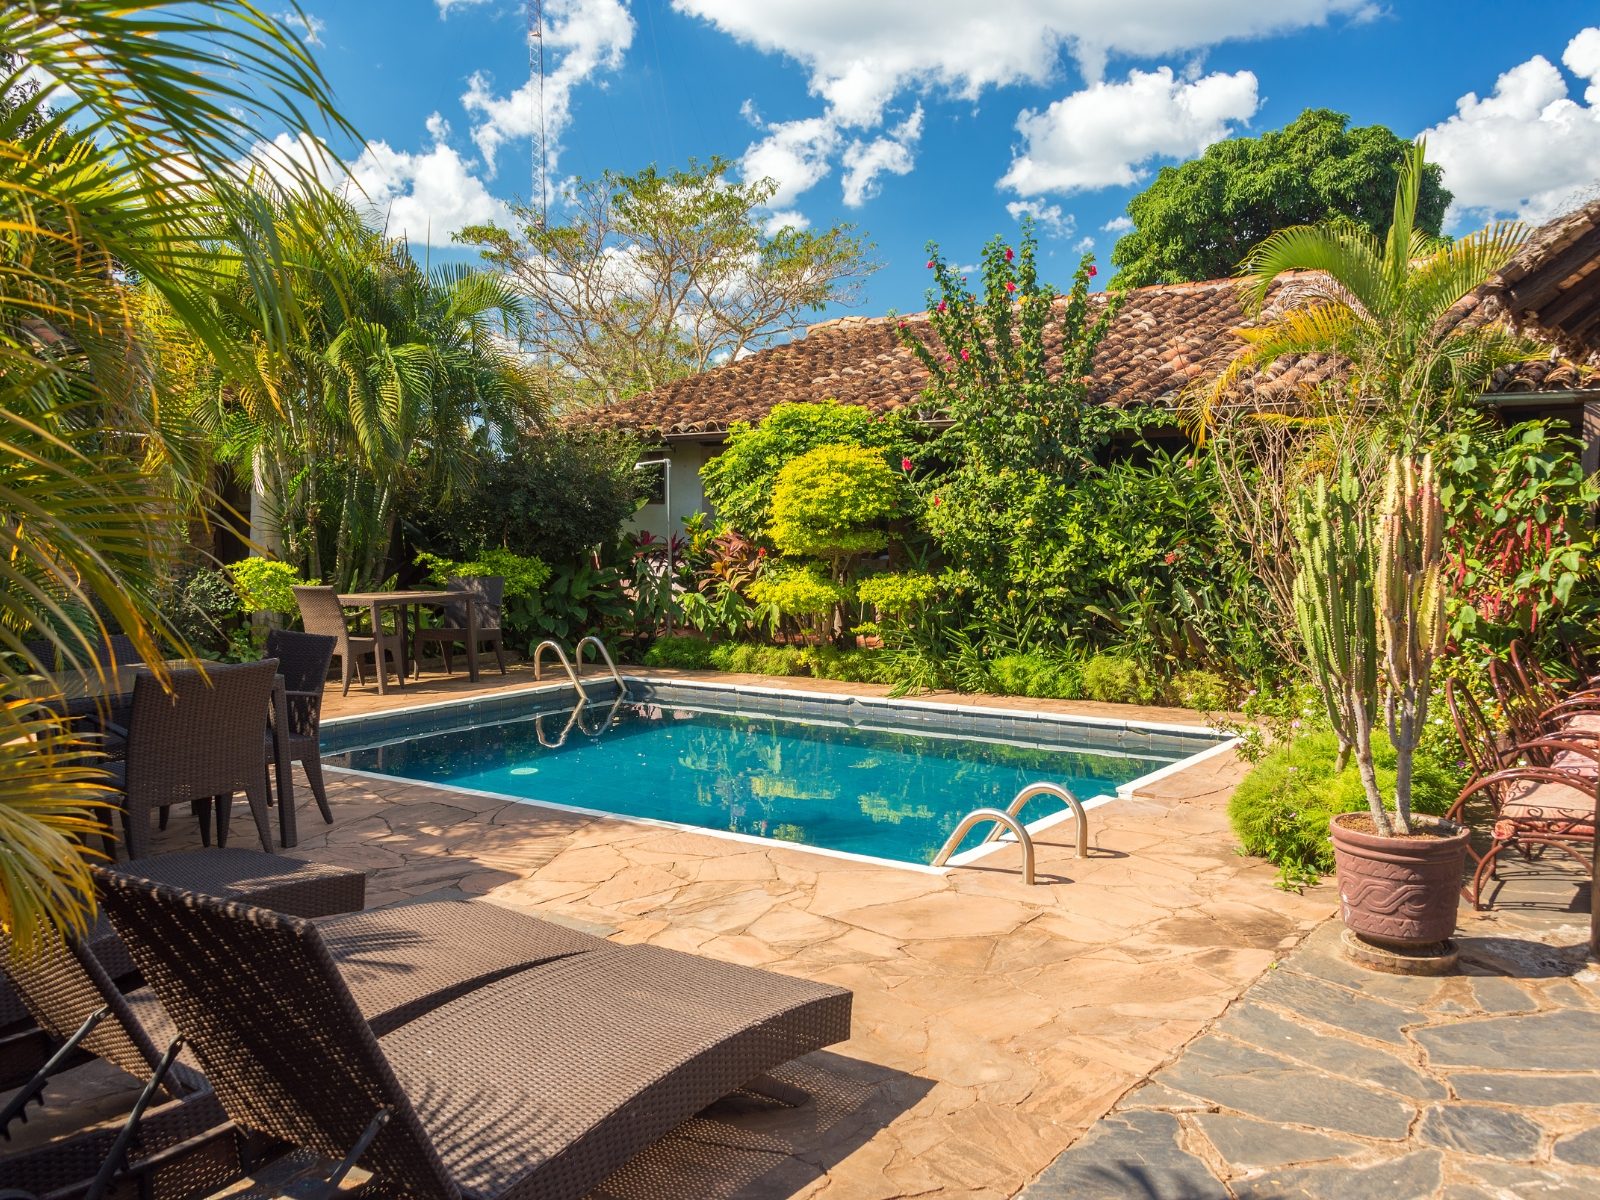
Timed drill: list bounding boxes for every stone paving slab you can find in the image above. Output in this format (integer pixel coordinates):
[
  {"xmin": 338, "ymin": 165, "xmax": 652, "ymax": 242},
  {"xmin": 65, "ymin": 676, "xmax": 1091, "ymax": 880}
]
[{"xmin": 1022, "ymin": 880, "xmax": 1600, "ymax": 1200}]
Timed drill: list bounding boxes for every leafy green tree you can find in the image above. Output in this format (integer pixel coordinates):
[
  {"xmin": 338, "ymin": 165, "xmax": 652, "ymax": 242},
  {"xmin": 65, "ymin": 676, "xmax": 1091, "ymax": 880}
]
[
  {"xmin": 769, "ymin": 445, "xmax": 901, "ymax": 564},
  {"xmin": 1110, "ymin": 109, "xmax": 1452, "ymax": 288},
  {"xmin": 701, "ymin": 400, "xmax": 913, "ymax": 536},
  {"xmin": 460, "ymin": 158, "xmax": 878, "ymax": 406},
  {"xmin": 1191, "ymin": 142, "xmax": 1534, "ymax": 442}
]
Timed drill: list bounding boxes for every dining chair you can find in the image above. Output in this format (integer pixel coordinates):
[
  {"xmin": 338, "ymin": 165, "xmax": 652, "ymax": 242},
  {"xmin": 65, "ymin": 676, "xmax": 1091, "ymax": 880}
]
[
  {"xmin": 263, "ymin": 629, "xmax": 337, "ymax": 824},
  {"xmin": 108, "ymin": 659, "xmax": 280, "ymax": 859},
  {"xmin": 292, "ymin": 585, "xmax": 402, "ymax": 695},
  {"xmin": 412, "ymin": 574, "xmax": 507, "ymax": 676}
]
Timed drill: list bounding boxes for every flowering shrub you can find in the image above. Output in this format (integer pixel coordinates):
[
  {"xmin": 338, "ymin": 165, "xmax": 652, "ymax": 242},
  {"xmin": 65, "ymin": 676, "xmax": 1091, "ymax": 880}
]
[{"xmin": 228, "ymin": 557, "xmax": 313, "ymax": 614}]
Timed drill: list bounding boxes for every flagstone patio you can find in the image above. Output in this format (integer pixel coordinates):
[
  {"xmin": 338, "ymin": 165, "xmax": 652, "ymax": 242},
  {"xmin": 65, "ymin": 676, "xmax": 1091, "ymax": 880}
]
[{"xmin": 11, "ymin": 669, "xmax": 1596, "ymax": 1198}]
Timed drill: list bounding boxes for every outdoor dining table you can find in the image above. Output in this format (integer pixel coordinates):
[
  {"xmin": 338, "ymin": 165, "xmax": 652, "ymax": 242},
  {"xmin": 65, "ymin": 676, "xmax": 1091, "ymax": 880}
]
[
  {"xmin": 335, "ymin": 589, "xmax": 480, "ymax": 695},
  {"xmin": 32, "ymin": 659, "xmax": 302, "ymax": 850}
]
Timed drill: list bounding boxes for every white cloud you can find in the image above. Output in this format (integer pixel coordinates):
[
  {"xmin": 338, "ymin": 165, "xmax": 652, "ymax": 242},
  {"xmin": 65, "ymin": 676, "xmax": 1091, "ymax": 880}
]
[
  {"xmin": 460, "ymin": 0, "xmax": 634, "ymax": 184},
  {"xmin": 240, "ymin": 123, "xmax": 512, "ymax": 247},
  {"xmin": 1005, "ymin": 199, "xmax": 1074, "ymax": 237},
  {"xmin": 679, "ymin": 2, "xmax": 1357, "ymax": 214},
  {"xmin": 840, "ymin": 106, "xmax": 923, "ymax": 206},
  {"xmin": 275, "ymin": 10, "xmax": 325, "ymax": 45},
  {"xmin": 999, "ymin": 66, "xmax": 1259, "ymax": 195},
  {"xmin": 1102, "ymin": 215, "xmax": 1134, "ymax": 233},
  {"xmin": 741, "ymin": 115, "xmax": 841, "ymax": 208},
  {"xmin": 673, "ymin": 1, "xmax": 1366, "ymax": 109},
  {"xmin": 1419, "ymin": 27, "xmax": 1600, "ymax": 228},
  {"xmin": 1074, "ymin": 235, "xmax": 1096, "ymax": 252},
  {"xmin": 762, "ymin": 210, "xmax": 812, "ymax": 234},
  {"xmin": 436, "ymin": 0, "xmax": 491, "ymax": 14}
]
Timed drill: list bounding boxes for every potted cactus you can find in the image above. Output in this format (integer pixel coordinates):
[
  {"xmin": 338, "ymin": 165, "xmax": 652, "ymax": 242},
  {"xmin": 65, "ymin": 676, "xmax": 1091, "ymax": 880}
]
[{"xmin": 1292, "ymin": 453, "xmax": 1467, "ymax": 951}]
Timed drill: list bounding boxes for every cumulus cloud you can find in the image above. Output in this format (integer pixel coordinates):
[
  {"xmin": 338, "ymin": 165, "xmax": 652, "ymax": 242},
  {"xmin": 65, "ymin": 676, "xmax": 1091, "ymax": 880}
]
[
  {"xmin": 1005, "ymin": 199, "xmax": 1074, "ymax": 237},
  {"xmin": 240, "ymin": 122, "xmax": 512, "ymax": 247},
  {"xmin": 999, "ymin": 66, "xmax": 1259, "ymax": 195},
  {"xmin": 1074, "ymin": 235, "xmax": 1096, "ymax": 252},
  {"xmin": 436, "ymin": 0, "xmax": 491, "ymax": 14},
  {"xmin": 681, "ymin": 2, "xmax": 1335, "ymax": 212},
  {"xmin": 1419, "ymin": 27, "xmax": 1600, "ymax": 228},
  {"xmin": 460, "ymin": 0, "xmax": 633, "ymax": 183},
  {"xmin": 741, "ymin": 115, "xmax": 841, "ymax": 208},
  {"xmin": 840, "ymin": 106, "xmax": 923, "ymax": 206},
  {"xmin": 762, "ymin": 210, "xmax": 812, "ymax": 234},
  {"xmin": 1102, "ymin": 215, "xmax": 1134, "ymax": 232},
  {"xmin": 275, "ymin": 9, "xmax": 325, "ymax": 45}
]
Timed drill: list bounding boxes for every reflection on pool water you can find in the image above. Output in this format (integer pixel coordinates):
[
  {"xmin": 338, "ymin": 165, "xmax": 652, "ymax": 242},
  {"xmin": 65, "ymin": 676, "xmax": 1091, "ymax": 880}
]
[{"xmin": 327, "ymin": 696, "xmax": 1190, "ymax": 866}]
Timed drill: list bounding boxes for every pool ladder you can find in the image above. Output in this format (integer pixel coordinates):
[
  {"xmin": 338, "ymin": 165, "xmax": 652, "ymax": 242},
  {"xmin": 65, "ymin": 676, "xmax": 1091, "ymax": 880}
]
[
  {"xmin": 532, "ymin": 635, "xmax": 627, "ymax": 703},
  {"xmin": 931, "ymin": 782, "xmax": 1090, "ymax": 886}
]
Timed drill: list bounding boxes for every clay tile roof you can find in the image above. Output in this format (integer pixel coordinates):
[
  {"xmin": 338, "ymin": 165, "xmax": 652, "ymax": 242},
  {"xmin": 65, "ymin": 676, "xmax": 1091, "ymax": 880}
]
[
  {"xmin": 1478, "ymin": 196, "xmax": 1600, "ymax": 355},
  {"xmin": 583, "ymin": 216, "xmax": 1600, "ymax": 441}
]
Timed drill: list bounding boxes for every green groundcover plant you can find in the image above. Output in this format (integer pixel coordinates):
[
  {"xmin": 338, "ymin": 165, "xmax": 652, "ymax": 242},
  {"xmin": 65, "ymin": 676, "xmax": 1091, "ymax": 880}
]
[{"xmin": 1229, "ymin": 730, "xmax": 1463, "ymax": 888}]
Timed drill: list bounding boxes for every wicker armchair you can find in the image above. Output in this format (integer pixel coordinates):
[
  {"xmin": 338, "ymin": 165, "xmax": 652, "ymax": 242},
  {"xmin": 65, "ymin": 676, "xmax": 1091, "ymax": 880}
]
[
  {"xmin": 264, "ymin": 628, "xmax": 336, "ymax": 824},
  {"xmin": 293, "ymin": 585, "xmax": 403, "ymax": 695},
  {"xmin": 412, "ymin": 574, "xmax": 507, "ymax": 676},
  {"xmin": 109, "ymin": 659, "xmax": 279, "ymax": 860}
]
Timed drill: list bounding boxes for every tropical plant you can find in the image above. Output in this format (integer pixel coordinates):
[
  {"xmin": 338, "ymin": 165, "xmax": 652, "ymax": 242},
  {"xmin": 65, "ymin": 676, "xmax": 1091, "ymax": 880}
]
[
  {"xmin": 1189, "ymin": 141, "xmax": 1535, "ymax": 443},
  {"xmin": 229, "ymin": 557, "xmax": 314, "ymax": 615},
  {"xmin": 1292, "ymin": 454, "xmax": 1447, "ymax": 836},
  {"xmin": 1, "ymin": 2, "xmax": 352, "ymax": 941}
]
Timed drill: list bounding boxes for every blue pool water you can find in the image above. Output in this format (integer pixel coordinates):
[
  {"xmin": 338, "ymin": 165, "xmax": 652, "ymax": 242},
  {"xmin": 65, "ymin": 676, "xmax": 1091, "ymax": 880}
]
[{"xmin": 328, "ymin": 696, "xmax": 1187, "ymax": 866}]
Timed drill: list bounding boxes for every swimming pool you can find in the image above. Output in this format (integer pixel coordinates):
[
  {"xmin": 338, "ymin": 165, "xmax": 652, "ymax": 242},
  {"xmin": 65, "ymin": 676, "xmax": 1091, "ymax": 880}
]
[{"xmin": 322, "ymin": 680, "xmax": 1226, "ymax": 869}]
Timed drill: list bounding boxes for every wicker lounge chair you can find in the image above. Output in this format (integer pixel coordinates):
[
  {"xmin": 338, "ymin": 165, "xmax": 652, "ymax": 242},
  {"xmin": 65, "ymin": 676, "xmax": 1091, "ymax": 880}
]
[
  {"xmin": 4, "ymin": 862, "xmax": 610, "ymax": 1200},
  {"xmin": 0, "ymin": 849, "xmax": 365, "ymax": 1200},
  {"xmin": 412, "ymin": 575, "xmax": 508, "ymax": 677},
  {"xmin": 1444, "ymin": 679, "xmax": 1597, "ymax": 908},
  {"xmin": 263, "ymin": 629, "xmax": 337, "ymax": 824},
  {"xmin": 293, "ymin": 586, "xmax": 403, "ymax": 696},
  {"xmin": 95, "ymin": 871, "xmax": 853, "ymax": 1200},
  {"xmin": 106, "ymin": 659, "xmax": 280, "ymax": 860}
]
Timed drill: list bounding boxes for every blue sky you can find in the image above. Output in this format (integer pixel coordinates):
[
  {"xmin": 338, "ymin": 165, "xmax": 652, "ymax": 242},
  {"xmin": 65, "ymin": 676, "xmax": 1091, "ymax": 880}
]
[{"xmin": 270, "ymin": 1, "xmax": 1600, "ymax": 321}]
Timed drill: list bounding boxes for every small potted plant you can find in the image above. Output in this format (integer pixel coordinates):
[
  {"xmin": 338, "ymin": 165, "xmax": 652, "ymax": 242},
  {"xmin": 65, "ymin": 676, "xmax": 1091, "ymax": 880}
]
[{"xmin": 1292, "ymin": 453, "xmax": 1467, "ymax": 952}]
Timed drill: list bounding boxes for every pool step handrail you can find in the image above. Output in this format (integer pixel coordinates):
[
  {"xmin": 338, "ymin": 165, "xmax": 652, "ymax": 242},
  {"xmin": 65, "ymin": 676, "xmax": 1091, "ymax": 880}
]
[
  {"xmin": 932, "ymin": 809, "xmax": 1037, "ymax": 885},
  {"xmin": 574, "ymin": 635, "xmax": 626, "ymax": 694},
  {"xmin": 981, "ymin": 782, "xmax": 1089, "ymax": 858},
  {"xmin": 532, "ymin": 639, "xmax": 589, "ymax": 703}
]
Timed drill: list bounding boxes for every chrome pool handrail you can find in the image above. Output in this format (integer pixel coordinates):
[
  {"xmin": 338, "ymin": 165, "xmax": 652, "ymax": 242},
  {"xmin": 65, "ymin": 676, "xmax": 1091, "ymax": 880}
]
[
  {"xmin": 931, "ymin": 809, "xmax": 1036, "ymax": 885},
  {"xmin": 981, "ymin": 782, "xmax": 1089, "ymax": 858},
  {"xmin": 574, "ymin": 635, "xmax": 626, "ymax": 694},
  {"xmin": 532, "ymin": 639, "xmax": 589, "ymax": 703}
]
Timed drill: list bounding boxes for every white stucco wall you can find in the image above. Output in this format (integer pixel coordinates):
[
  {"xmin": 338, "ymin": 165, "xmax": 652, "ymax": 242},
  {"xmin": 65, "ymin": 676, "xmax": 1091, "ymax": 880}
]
[{"xmin": 626, "ymin": 441, "xmax": 721, "ymax": 542}]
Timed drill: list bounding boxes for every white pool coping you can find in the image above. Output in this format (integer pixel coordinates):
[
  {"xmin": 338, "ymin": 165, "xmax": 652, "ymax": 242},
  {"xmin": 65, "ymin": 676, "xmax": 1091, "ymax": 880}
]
[{"xmin": 321, "ymin": 673, "xmax": 1240, "ymax": 876}]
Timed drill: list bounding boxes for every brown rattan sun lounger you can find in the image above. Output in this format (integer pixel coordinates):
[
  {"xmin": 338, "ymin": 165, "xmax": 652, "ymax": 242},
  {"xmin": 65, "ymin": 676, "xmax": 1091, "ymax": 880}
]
[{"xmin": 95, "ymin": 870, "xmax": 853, "ymax": 1200}]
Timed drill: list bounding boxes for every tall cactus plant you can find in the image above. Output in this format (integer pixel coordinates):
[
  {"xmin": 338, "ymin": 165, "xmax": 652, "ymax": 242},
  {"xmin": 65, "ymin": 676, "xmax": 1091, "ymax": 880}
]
[
  {"xmin": 1375, "ymin": 453, "xmax": 1446, "ymax": 834},
  {"xmin": 1291, "ymin": 462, "xmax": 1385, "ymax": 822},
  {"xmin": 1291, "ymin": 454, "xmax": 1447, "ymax": 838}
]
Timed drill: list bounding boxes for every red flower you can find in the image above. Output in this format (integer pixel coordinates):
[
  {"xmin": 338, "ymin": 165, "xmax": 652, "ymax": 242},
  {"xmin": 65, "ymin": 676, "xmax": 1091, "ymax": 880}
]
[
  {"xmin": 959, "ymin": 348, "xmax": 970, "ymax": 361},
  {"xmin": 897, "ymin": 320, "xmax": 906, "ymax": 329},
  {"xmin": 932, "ymin": 496, "xmax": 942, "ymax": 507},
  {"xmin": 901, "ymin": 457, "xmax": 914, "ymax": 471},
  {"xmin": 1088, "ymin": 265, "xmax": 1098, "ymax": 277},
  {"xmin": 757, "ymin": 547, "xmax": 767, "ymax": 558},
  {"xmin": 1005, "ymin": 281, "xmax": 1017, "ymax": 292},
  {"xmin": 926, "ymin": 260, "xmax": 935, "ymax": 269},
  {"xmin": 937, "ymin": 300, "xmax": 947, "ymax": 313},
  {"xmin": 1004, "ymin": 247, "xmax": 1014, "ymax": 262},
  {"xmin": 1163, "ymin": 551, "xmax": 1178, "ymax": 565}
]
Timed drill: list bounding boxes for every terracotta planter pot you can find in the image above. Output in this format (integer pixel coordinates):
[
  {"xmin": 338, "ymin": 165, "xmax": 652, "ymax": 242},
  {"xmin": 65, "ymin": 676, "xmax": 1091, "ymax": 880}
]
[{"xmin": 1330, "ymin": 812, "xmax": 1468, "ymax": 949}]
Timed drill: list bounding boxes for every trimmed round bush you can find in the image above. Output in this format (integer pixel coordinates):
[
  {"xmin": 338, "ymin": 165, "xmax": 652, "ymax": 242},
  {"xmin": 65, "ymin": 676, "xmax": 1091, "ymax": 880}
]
[
  {"xmin": 768, "ymin": 444, "xmax": 900, "ymax": 559},
  {"xmin": 1228, "ymin": 730, "xmax": 1461, "ymax": 880}
]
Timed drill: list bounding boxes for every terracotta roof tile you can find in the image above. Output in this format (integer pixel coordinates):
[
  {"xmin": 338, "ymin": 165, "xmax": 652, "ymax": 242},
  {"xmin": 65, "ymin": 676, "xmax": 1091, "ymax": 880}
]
[{"xmin": 583, "ymin": 249, "xmax": 1600, "ymax": 441}]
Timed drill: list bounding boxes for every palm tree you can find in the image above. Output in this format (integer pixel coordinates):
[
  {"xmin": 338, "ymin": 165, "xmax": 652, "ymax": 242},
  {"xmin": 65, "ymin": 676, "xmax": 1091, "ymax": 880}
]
[
  {"xmin": 1188, "ymin": 141, "xmax": 1537, "ymax": 445},
  {"xmin": 1, "ymin": 2, "xmax": 354, "ymax": 945},
  {"xmin": 183, "ymin": 192, "xmax": 545, "ymax": 589}
]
